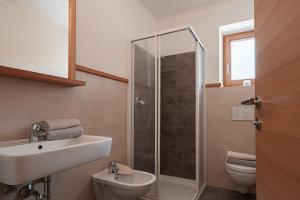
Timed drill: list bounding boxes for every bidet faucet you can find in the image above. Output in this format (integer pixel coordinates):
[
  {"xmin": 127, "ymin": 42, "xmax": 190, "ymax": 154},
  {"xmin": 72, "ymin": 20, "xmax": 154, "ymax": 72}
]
[
  {"xmin": 108, "ymin": 161, "xmax": 119, "ymax": 179},
  {"xmin": 29, "ymin": 123, "xmax": 47, "ymax": 143}
]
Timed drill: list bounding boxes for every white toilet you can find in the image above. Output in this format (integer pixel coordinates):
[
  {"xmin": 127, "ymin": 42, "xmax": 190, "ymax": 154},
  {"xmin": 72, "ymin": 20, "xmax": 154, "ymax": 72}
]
[
  {"xmin": 92, "ymin": 169, "xmax": 156, "ymax": 200},
  {"xmin": 225, "ymin": 161, "xmax": 256, "ymax": 193}
]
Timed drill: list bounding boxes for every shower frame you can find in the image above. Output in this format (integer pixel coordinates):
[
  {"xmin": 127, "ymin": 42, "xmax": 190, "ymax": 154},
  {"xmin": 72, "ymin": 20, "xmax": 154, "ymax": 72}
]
[{"xmin": 131, "ymin": 25, "xmax": 206, "ymax": 200}]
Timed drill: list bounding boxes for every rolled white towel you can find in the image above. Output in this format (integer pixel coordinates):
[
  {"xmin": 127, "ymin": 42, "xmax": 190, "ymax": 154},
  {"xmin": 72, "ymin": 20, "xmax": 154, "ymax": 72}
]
[
  {"xmin": 227, "ymin": 151, "xmax": 256, "ymax": 161},
  {"xmin": 46, "ymin": 126, "xmax": 83, "ymax": 141},
  {"xmin": 227, "ymin": 158, "xmax": 256, "ymax": 167},
  {"xmin": 38, "ymin": 119, "xmax": 80, "ymax": 131},
  {"xmin": 117, "ymin": 163, "xmax": 134, "ymax": 175}
]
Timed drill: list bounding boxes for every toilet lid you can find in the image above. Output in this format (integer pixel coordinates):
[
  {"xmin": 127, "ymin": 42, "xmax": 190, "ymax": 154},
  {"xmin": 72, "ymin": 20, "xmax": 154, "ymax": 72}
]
[{"xmin": 225, "ymin": 162, "xmax": 256, "ymax": 174}]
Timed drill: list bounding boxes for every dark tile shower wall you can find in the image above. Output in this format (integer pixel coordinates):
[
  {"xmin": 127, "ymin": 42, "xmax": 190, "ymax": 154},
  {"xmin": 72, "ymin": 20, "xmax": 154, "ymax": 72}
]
[{"xmin": 160, "ymin": 52, "xmax": 196, "ymax": 180}]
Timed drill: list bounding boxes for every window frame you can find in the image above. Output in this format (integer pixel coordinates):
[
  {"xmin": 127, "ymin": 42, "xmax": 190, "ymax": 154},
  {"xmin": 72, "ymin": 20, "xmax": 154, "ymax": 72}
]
[{"xmin": 223, "ymin": 30, "xmax": 255, "ymax": 87}]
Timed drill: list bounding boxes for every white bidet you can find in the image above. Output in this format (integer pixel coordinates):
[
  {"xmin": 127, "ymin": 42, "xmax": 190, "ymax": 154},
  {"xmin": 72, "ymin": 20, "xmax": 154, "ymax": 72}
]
[{"xmin": 92, "ymin": 169, "xmax": 156, "ymax": 200}]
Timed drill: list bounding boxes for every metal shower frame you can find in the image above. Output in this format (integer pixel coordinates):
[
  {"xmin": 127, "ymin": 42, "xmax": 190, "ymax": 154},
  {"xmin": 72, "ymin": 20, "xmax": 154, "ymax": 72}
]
[{"xmin": 131, "ymin": 25, "xmax": 206, "ymax": 200}]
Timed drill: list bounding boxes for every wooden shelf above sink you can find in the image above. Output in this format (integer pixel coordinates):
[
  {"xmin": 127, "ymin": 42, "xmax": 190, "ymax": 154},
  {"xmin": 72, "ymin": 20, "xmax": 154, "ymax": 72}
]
[{"xmin": 0, "ymin": 65, "xmax": 86, "ymax": 87}]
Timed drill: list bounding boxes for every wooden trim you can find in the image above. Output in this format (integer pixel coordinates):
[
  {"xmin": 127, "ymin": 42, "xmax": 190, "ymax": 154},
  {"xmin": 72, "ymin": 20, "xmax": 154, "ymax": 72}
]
[
  {"xmin": 76, "ymin": 65, "xmax": 129, "ymax": 84},
  {"xmin": 68, "ymin": 0, "xmax": 76, "ymax": 79},
  {"xmin": 223, "ymin": 30, "xmax": 255, "ymax": 87},
  {"xmin": 224, "ymin": 30, "xmax": 254, "ymax": 41},
  {"xmin": 206, "ymin": 83, "xmax": 221, "ymax": 88},
  {"xmin": 0, "ymin": 65, "xmax": 85, "ymax": 87}
]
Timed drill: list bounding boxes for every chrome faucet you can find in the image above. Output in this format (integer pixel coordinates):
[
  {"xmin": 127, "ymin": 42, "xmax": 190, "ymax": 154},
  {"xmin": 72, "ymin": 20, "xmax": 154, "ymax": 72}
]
[
  {"xmin": 108, "ymin": 161, "xmax": 119, "ymax": 179},
  {"xmin": 29, "ymin": 123, "xmax": 47, "ymax": 143}
]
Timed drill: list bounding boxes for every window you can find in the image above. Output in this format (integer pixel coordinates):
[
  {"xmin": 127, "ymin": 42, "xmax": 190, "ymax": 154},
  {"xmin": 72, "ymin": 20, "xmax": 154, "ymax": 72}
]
[{"xmin": 223, "ymin": 31, "xmax": 255, "ymax": 86}]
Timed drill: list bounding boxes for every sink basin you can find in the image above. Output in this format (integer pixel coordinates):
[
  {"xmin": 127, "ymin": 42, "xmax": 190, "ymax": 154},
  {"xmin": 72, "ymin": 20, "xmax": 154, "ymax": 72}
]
[{"xmin": 0, "ymin": 135, "xmax": 112, "ymax": 185}]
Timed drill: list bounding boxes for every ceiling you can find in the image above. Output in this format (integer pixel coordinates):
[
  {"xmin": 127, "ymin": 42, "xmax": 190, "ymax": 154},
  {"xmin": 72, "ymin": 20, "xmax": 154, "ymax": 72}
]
[{"xmin": 140, "ymin": 0, "xmax": 226, "ymax": 18}]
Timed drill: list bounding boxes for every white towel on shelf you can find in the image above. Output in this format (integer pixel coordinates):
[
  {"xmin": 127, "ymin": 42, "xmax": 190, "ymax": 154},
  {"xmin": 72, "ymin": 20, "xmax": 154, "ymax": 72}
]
[
  {"xmin": 46, "ymin": 126, "xmax": 83, "ymax": 141},
  {"xmin": 227, "ymin": 151, "xmax": 256, "ymax": 161},
  {"xmin": 38, "ymin": 119, "xmax": 81, "ymax": 131}
]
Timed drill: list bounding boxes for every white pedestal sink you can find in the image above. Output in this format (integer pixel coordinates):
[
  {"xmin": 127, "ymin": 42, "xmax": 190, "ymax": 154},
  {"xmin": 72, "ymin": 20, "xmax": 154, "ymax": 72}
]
[{"xmin": 0, "ymin": 135, "xmax": 112, "ymax": 185}]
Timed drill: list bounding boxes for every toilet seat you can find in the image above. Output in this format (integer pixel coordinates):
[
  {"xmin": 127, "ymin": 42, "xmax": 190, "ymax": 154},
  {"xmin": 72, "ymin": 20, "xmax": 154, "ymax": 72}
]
[{"xmin": 225, "ymin": 162, "xmax": 256, "ymax": 174}]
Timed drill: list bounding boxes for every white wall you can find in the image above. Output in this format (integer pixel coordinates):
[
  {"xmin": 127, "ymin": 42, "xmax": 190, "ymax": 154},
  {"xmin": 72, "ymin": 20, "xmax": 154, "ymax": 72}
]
[
  {"xmin": 0, "ymin": 0, "xmax": 156, "ymax": 79},
  {"xmin": 158, "ymin": 0, "xmax": 254, "ymax": 83},
  {"xmin": 76, "ymin": 0, "xmax": 157, "ymax": 78},
  {"xmin": 160, "ymin": 30, "xmax": 196, "ymax": 57},
  {"xmin": 0, "ymin": 1, "xmax": 68, "ymax": 78},
  {"xmin": 75, "ymin": 0, "xmax": 157, "ymax": 167}
]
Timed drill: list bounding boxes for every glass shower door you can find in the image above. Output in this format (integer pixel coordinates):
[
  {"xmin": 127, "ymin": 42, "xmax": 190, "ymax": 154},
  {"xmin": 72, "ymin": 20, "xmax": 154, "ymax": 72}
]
[
  {"xmin": 196, "ymin": 42, "xmax": 206, "ymax": 192},
  {"xmin": 132, "ymin": 37, "xmax": 158, "ymax": 198}
]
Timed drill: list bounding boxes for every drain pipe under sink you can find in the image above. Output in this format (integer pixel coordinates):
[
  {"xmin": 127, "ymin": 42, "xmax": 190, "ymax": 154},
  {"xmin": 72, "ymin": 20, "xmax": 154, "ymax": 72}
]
[{"xmin": 14, "ymin": 176, "xmax": 52, "ymax": 200}]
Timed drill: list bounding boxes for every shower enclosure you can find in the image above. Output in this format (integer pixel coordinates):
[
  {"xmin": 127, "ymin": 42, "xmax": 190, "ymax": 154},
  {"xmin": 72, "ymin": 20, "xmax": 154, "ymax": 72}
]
[{"xmin": 131, "ymin": 26, "xmax": 206, "ymax": 200}]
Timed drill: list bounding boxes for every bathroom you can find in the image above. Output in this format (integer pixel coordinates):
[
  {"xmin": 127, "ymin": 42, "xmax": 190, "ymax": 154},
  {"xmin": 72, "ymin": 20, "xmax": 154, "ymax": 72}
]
[{"xmin": 0, "ymin": 0, "xmax": 298, "ymax": 200}]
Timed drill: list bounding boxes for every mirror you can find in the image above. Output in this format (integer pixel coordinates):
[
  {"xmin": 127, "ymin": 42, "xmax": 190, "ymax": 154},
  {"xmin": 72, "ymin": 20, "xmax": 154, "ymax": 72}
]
[{"xmin": 0, "ymin": 0, "xmax": 76, "ymax": 80}]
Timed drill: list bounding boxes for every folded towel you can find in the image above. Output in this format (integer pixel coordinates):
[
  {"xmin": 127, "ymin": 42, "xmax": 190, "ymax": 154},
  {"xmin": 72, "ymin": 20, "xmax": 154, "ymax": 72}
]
[
  {"xmin": 38, "ymin": 119, "xmax": 80, "ymax": 131},
  {"xmin": 227, "ymin": 158, "xmax": 256, "ymax": 167},
  {"xmin": 117, "ymin": 163, "xmax": 134, "ymax": 175},
  {"xmin": 227, "ymin": 151, "xmax": 256, "ymax": 161},
  {"xmin": 46, "ymin": 126, "xmax": 83, "ymax": 141}
]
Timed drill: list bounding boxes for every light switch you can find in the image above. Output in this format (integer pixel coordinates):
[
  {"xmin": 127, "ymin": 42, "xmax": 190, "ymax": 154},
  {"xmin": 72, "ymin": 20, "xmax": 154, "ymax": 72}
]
[{"xmin": 232, "ymin": 106, "xmax": 255, "ymax": 121}]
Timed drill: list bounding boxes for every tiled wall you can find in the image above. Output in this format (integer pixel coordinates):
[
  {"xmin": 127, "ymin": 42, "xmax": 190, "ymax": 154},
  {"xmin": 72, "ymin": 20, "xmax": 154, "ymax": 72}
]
[
  {"xmin": 160, "ymin": 52, "xmax": 196, "ymax": 180},
  {"xmin": 206, "ymin": 86, "xmax": 256, "ymax": 191},
  {"xmin": 0, "ymin": 72, "xmax": 127, "ymax": 200}
]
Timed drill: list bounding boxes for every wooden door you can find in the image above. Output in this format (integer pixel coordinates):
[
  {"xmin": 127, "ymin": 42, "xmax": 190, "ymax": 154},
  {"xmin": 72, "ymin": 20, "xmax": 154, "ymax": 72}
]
[{"xmin": 255, "ymin": 0, "xmax": 300, "ymax": 199}]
